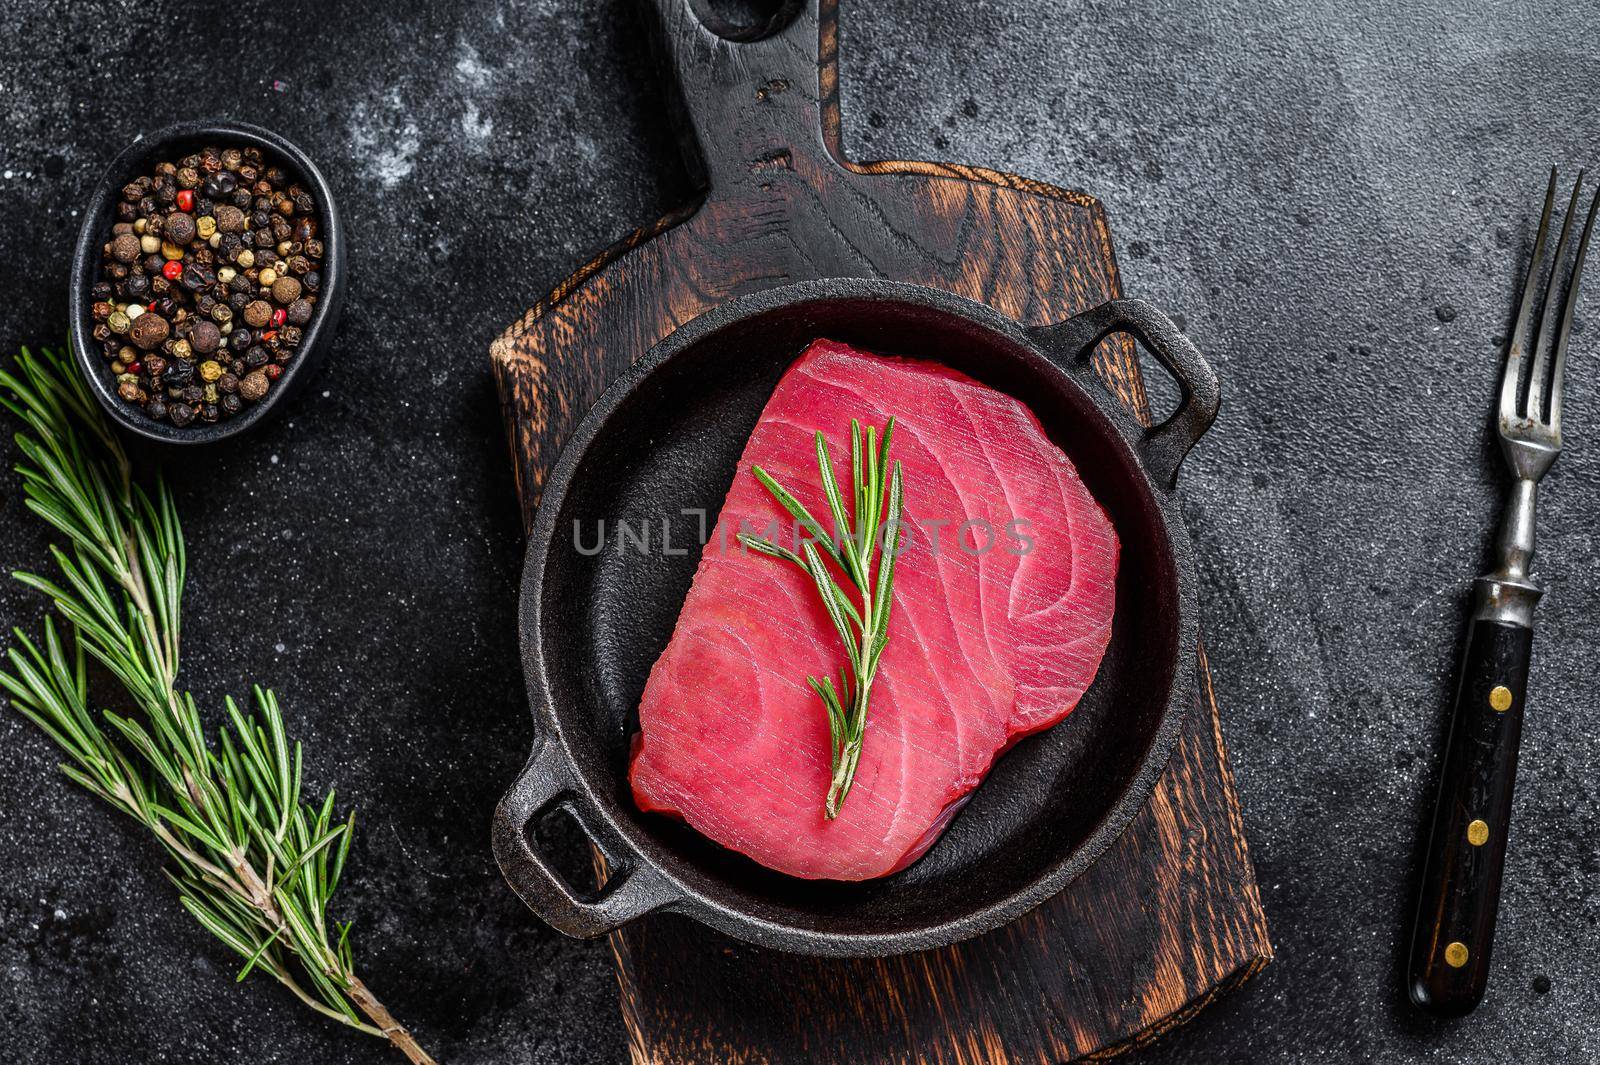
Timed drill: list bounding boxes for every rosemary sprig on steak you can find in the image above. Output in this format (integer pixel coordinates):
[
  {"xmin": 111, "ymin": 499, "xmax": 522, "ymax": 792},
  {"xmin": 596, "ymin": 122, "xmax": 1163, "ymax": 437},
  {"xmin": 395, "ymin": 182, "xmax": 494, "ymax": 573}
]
[
  {"xmin": 0, "ymin": 347, "xmax": 433, "ymax": 1063},
  {"xmin": 738, "ymin": 416, "xmax": 904, "ymax": 819}
]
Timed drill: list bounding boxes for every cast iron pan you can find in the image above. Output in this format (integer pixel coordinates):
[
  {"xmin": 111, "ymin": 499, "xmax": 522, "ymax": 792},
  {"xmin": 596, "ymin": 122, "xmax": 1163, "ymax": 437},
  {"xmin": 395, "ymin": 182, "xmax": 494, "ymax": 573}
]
[{"xmin": 493, "ymin": 278, "xmax": 1219, "ymax": 956}]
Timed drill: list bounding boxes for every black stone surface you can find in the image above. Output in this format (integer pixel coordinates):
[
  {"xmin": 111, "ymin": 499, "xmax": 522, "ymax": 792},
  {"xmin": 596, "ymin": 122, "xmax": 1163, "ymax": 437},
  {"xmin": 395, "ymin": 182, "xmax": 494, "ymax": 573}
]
[{"xmin": 0, "ymin": 1, "xmax": 1595, "ymax": 1062}]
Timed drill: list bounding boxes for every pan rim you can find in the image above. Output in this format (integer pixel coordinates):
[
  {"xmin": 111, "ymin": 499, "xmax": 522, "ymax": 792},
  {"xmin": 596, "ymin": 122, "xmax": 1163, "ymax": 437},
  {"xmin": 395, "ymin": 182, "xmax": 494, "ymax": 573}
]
[{"xmin": 512, "ymin": 277, "xmax": 1202, "ymax": 955}]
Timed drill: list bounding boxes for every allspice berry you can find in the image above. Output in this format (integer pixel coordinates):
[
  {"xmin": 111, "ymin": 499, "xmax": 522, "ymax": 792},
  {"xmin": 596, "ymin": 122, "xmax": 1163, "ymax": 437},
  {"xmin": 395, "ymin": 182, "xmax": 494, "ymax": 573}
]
[
  {"xmin": 166, "ymin": 212, "xmax": 197, "ymax": 245},
  {"xmin": 238, "ymin": 370, "xmax": 269, "ymax": 402},
  {"xmin": 190, "ymin": 319, "xmax": 221, "ymax": 354},
  {"xmin": 270, "ymin": 276, "xmax": 302, "ymax": 304},
  {"xmin": 286, "ymin": 298, "xmax": 313, "ymax": 325},
  {"xmin": 214, "ymin": 204, "xmax": 246, "ymax": 233},
  {"xmin": 128, "ymin": 313, "xmax": 171, "ymax": 350},
  {"xmin": 111, "ymin": 233, "xmax": 141, "ymax": 263},
  {"xmin": 243, "ymin": 300, "xmax": 273, "ymax": 327}
]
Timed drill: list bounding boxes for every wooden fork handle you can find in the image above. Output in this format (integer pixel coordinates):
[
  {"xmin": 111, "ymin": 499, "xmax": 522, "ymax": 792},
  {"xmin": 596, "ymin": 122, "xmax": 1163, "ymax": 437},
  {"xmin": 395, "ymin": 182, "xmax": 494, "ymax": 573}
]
[{"xmin": 1407, "ymin": 615, "xmax": 1532, "ymax": 1016}]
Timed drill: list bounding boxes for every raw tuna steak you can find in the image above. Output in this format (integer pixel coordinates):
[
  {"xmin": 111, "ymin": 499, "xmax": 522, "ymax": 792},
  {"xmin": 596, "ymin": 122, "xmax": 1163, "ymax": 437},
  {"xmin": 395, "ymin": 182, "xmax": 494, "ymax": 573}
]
[{"xmin": 628, "ymin": 339, "xmax": 1119, "ymax": 880}]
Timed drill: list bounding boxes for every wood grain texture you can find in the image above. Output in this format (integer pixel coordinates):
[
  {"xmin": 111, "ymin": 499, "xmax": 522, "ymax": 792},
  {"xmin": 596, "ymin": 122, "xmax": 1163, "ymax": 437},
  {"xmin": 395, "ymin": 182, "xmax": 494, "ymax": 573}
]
[{"xmin": 489, "ymin": 1, "xmax": 1270, "ymax": 1060}]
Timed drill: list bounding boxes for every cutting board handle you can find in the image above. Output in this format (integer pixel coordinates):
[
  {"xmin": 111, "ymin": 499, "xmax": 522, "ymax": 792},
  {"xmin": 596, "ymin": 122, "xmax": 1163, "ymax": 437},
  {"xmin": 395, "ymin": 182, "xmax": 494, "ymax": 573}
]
[{"xmin": 645, "ymin": 0, "xmax": 839, "ymax": 188}]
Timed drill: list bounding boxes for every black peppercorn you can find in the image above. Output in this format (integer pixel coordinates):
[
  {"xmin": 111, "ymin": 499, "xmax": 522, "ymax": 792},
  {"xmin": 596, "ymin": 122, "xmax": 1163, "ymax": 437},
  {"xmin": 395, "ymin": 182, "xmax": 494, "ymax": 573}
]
[
  {"xmin": 229, "ymin": 327, "xmax": 253, "ymax": 351},
  {"xmin": 244, "ymin": 346, "xmax": 269, "ymax": 369},
  {"xmin": 164, "ymin": 360, "xmax": 196, "ymax": 389},
  {"xmin": 125, "ymin": 273, "xmax": 151, "ymax": 299},
  {"xmin": 220, "ymin": 393, "xmax": 242, "ymax": 416},
  {"xmin": 200, "ymin": 403, "xmax": 220, "ymax": 423},
  {"xmin": 169, "ymin": 403, "xmax": 196, "ymax": 428},
  {"xmin": 218, "ymin": 372, "xmax": 239, "ymax": 394},
  {"xmin": 201, "ymin": 171, "xmax": 235, "ymax": 199},
  {"xmin": 180, "ymin": 385, "xmax": 203, "ymax": 405},
  {"xmin": 147, "ymin": 398, "xmax": 168, "ymax": 421}
]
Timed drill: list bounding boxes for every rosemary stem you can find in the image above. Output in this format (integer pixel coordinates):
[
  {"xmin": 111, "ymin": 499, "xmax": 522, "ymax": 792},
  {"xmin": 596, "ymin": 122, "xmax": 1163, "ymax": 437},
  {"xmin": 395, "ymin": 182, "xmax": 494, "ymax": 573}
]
[
  {"xmin": 347, "ymin": 976, "xmax": 437, "ymax": 1065},
  {"xmin": 825, "ymin": 739, "xmax": 862, "ymax": 820},
  {"xmin": 278, "ymin": 970, "xmax": 383, "ymax": 1036},
  {"xmin": 2, "ymin": 348, "xmax": 433, "ymax": 1062}
]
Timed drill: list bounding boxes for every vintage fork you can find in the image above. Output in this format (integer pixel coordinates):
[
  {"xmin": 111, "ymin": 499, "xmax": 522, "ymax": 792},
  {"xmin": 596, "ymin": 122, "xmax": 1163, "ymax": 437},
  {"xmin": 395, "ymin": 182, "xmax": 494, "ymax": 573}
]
[{"xmin": 1408, "ymin": 169, "xmax": 1598, "ymax": 1017}]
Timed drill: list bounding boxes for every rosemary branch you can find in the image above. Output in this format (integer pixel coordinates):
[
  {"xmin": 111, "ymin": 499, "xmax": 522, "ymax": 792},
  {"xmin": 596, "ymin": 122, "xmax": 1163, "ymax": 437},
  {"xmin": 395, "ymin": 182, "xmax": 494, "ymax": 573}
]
[
  {"xmin": 738, "ymin": 417, "xmax": 904, "ymax": 819},
  {"xmin": 0, "ymin": 347, "xmax": 434, "ymax": 1064}
]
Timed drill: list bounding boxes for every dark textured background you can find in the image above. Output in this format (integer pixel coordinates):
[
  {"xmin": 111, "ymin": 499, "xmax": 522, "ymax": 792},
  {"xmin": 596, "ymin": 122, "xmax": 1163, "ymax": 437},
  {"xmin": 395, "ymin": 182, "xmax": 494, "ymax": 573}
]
[{"xmin": 1, "ymin": 0, "xmax": 1596, "ymax": 1062}]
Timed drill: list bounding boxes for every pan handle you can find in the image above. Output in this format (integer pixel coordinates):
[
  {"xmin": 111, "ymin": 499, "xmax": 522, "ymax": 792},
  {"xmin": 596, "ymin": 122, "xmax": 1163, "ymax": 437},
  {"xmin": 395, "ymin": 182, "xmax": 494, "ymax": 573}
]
[
  {"xmin": 1031, "ymin": 299, "xmax": 1220, "ymax": 490},
  {"xmin": 492, "ymin": 737, "xmax": 681, "ymax": 938}
]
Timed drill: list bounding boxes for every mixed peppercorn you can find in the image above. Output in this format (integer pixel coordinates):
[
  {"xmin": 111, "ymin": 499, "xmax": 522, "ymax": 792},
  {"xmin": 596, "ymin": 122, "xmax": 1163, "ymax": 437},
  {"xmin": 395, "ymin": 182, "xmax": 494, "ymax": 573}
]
[{"xmin": 90, "ymin": 144, "xmax": 325, "ymax": 427}]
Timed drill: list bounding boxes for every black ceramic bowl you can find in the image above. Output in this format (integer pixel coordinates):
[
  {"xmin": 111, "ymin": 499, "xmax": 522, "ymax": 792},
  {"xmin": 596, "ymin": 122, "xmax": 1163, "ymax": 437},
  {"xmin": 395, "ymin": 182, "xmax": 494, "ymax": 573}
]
[{"xmin": 68, "ymin": 120, "xmax": 345, "ymax": 444}]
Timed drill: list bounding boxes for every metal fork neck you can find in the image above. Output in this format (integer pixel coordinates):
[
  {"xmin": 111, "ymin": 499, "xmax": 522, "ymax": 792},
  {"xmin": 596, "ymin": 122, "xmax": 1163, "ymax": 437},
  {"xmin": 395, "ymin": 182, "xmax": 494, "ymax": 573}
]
[{"xmin": 1475, "ymin": 478, "xmax": 1543, "ymax": 627}]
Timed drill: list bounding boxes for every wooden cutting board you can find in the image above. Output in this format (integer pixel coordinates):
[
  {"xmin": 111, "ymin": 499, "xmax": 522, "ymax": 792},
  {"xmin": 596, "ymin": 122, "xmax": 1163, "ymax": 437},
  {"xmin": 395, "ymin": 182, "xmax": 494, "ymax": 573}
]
[{"xmin": 489, "ymin": 2, "xmax": 1271, "ymax": 1060}]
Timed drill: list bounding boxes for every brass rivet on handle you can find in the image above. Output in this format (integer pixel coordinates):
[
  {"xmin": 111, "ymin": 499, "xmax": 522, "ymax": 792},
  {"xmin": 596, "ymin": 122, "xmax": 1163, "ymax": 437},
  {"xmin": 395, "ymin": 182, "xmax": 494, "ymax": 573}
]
[
  {"xmin": 1445, "ymin": 942, "xmax": 1470, "ymax": 968},
  {"xmin": 1489, "ymin": 685, "xmax": 1513, "ymax": 712},
  {"xmin": 1467, "ymin": 819, "xmax": 1490, "ymax": 846}
]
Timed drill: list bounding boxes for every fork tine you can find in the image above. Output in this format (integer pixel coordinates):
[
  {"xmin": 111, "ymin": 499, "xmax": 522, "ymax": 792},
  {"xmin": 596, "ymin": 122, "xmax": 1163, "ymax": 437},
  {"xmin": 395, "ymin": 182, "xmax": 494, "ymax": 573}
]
[
  {"xmin": 1528, "ymin": 171, "xmax": 1586, "ymax": 420},
  {"xmin": 1548, "ymin": 183, "xmax": 1600, "ymax": 429},
  {"xmin": 1504, "ymin": 168, "xmax": 1560, "ymax": 420}
]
